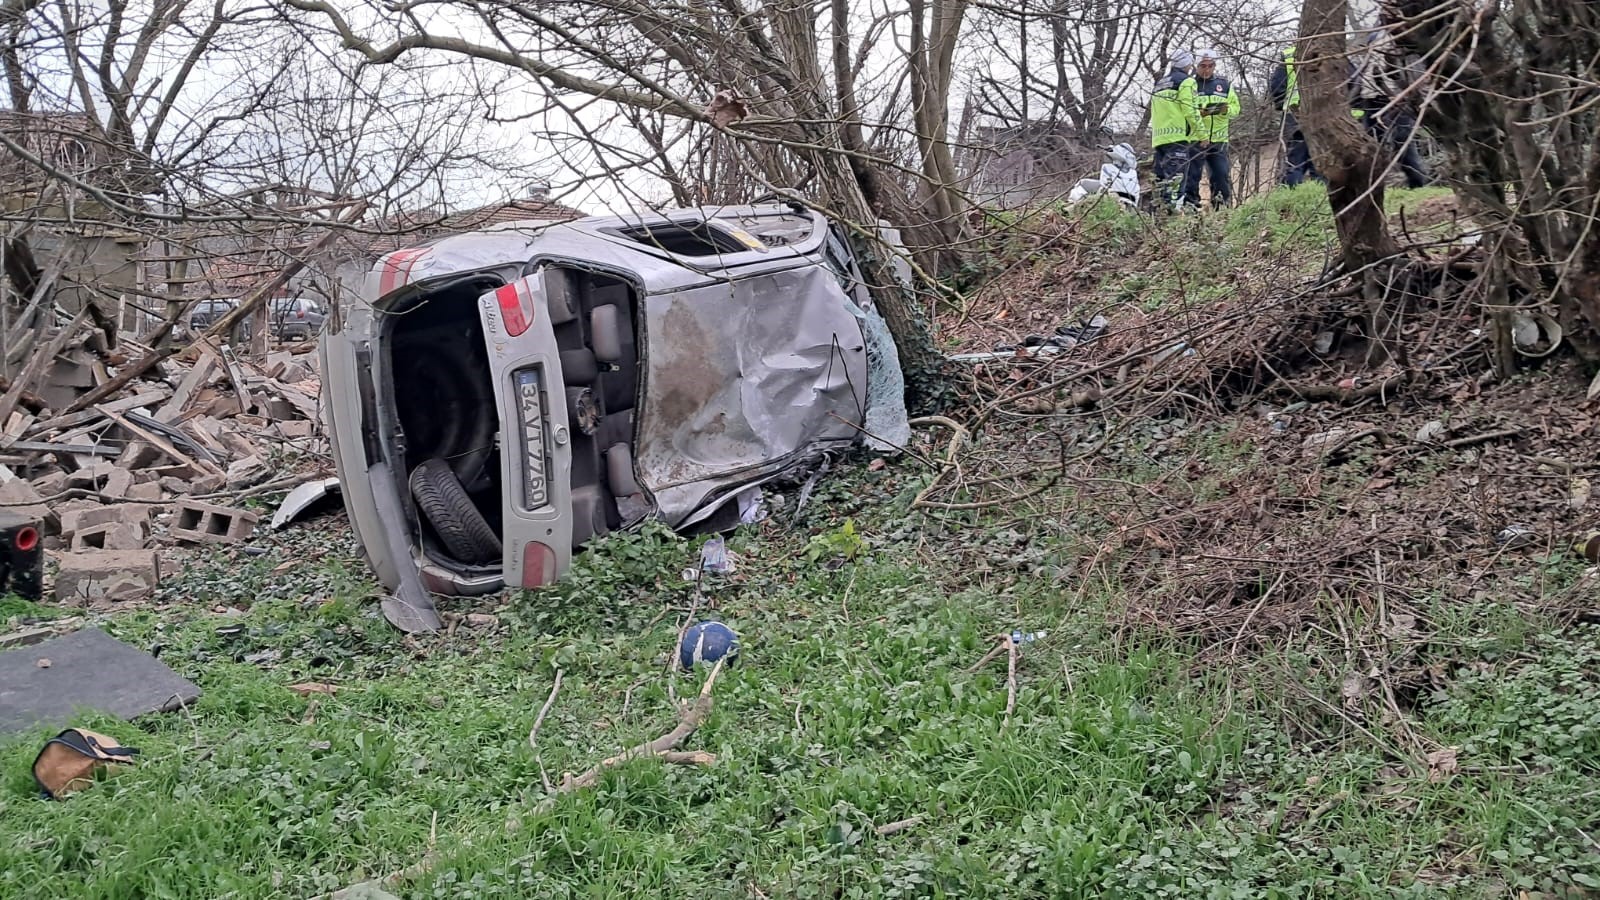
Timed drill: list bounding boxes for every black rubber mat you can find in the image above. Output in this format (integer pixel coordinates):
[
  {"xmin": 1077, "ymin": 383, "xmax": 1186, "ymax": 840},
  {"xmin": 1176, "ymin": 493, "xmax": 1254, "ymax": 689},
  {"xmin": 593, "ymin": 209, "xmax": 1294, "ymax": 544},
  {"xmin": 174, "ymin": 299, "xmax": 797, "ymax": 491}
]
[{"xmin": 0, "ymin": 627, "xmax": 200, "ymax": 735}]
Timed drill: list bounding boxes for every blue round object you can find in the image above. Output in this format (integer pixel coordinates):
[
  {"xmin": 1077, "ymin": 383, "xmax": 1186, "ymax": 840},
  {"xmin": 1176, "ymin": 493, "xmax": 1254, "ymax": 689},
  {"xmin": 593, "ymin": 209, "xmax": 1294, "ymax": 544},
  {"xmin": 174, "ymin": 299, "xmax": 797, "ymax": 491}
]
[{"xmin": 678, "ymin": 621, "xmax": 740, "ymax": 671}]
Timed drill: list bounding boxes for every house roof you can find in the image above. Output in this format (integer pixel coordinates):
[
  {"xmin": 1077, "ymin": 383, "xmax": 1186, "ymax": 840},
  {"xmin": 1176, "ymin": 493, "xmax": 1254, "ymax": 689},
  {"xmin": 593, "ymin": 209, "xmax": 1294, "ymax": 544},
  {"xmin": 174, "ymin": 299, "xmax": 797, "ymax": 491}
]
[
  {"xmin": 356, "ymin": 196, "xmax": 583, "ymax": 257},
  {"xmin": 174, "ymin": 194, "xmax": 585, "ymax": 300}
]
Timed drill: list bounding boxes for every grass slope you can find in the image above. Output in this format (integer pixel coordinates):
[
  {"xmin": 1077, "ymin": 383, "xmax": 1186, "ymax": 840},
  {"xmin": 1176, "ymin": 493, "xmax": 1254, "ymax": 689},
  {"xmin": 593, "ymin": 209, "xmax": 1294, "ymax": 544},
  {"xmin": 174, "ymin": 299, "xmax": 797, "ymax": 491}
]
[{"xmin": 2, "ymin": 187, "xmax": 1596, "ymax": 899}]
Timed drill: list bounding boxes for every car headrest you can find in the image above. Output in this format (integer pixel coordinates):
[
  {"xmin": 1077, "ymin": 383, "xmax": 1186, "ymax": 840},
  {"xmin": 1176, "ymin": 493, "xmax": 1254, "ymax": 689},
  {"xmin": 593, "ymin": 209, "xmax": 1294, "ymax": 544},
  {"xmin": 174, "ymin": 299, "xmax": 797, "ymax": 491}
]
[{"xmin": 590, "ymin": 304, "xmax": 624, "ymax": 364}]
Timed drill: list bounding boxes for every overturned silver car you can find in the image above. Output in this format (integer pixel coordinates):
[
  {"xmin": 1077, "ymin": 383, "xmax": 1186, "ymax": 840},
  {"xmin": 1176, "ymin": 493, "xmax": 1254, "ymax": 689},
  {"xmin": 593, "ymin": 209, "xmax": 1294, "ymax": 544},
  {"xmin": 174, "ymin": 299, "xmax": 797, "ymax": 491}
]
[{"xmin": 321, "ymin": 202, "xmax": 908, "ymax": 629}]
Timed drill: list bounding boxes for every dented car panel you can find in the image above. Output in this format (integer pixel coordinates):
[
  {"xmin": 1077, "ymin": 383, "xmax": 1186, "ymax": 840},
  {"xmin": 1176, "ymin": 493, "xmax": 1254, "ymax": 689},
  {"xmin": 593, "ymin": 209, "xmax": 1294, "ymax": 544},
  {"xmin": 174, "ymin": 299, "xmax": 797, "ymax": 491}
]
[
  {"xmin": 637, "ymin": 265, "xmax": 867, "ymax": 523},
  {"xmin": 322, "ymin": 203, "xmax": 898, "ymax": 621}
]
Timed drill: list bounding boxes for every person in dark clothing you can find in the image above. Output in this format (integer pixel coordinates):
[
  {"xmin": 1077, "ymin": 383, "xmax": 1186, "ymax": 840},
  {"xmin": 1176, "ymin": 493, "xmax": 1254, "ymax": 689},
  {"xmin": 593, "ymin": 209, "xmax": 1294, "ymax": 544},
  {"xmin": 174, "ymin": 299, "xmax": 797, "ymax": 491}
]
[
  {"xmin": 1351, "ymin": 29, "xmax": 1432, "ymax": 188},
  {"xmin": 1268, "ymin": 46, "xmax": 1320, "ymax": 187},
  {"xmin": 1183, "ymin": 49, "xmax": 1241, "ymax": 208}
]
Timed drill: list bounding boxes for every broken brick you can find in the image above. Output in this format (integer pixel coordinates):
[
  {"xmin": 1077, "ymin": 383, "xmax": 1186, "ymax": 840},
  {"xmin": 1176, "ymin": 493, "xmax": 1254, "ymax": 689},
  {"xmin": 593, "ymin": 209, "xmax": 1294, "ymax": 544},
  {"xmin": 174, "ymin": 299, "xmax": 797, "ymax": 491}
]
[
  {"xmin": 0, "ymin": 478, "xmax": 54, "ymax": 528},
  {"xmin": 29, "ymin": 470, "xmax": 67, "ymax": 496},
  {"xmin": 116, "ymin": 441, "xmax": 165, "ymax": 469},
  {"xmin": 126, "ymin": 482, "xmax": 164, "ymax": 502},
  {"xmin": 60, "ymin": 504, "xmax": 151, "ymax": 538},
  {"xmin": 170, "ymin": 499, "xmax": 259, "ymax": 544},
  {"xmin": 64, "ymin": 463, "xmax": 133, "ymax": 500},
  {"xmin": 70, "ymin": 522, "xmax": 147, "ymax": 551},
  {"xmin": 159, "ymin": 476, "xmax": 192, "ymax": 495},
  {"xmin": 55, "ymin": 549, "xmax": 161, "ymax": 604}
]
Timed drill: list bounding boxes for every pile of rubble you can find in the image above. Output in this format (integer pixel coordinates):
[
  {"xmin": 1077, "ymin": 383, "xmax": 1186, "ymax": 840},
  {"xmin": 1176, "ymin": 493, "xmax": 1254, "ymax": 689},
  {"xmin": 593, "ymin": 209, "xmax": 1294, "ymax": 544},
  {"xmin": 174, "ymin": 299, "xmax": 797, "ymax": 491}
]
[{"xmin": 1, "ymin": 337, "xmax": 328, "ymax": 606}]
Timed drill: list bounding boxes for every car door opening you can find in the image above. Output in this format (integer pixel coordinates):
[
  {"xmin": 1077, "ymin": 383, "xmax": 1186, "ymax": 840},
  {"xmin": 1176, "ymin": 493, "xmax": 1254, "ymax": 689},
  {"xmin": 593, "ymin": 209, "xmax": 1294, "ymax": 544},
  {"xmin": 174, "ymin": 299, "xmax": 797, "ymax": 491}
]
[{"xmin": 381, "ymin": 267, "xmax": 646, "ymax": 575}]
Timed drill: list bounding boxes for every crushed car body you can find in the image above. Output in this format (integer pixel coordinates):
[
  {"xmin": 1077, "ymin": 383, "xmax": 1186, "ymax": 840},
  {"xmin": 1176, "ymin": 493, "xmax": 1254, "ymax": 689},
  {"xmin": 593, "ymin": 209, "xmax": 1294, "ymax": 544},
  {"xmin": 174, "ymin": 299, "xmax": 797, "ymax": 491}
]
[{"xmin": 320, "ymin": 202, "xmax": 908, "ymax": 630}]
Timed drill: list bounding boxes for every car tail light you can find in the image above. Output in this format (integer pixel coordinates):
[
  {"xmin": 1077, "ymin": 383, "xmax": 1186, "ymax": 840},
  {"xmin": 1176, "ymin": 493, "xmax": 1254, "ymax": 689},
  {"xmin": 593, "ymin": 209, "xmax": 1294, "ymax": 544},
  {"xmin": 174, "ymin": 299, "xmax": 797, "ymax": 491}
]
[
  {"xmin": 494, "ymin": 281, "xmax": 534, "ymax": 337},
  {"xmin": 521, "ymin": 542, "xmax": 556, "ymax": 587},
  {"xmin": 296, "ymin": 309, "xmax": 306, "ymax": 319},
  {"xmin": 513, "ymin": 367, "xmax": 550, "ymax": 509},
  {"xmin": 14, "ymin": 526, "xmax": 38, "ymax": 552}
]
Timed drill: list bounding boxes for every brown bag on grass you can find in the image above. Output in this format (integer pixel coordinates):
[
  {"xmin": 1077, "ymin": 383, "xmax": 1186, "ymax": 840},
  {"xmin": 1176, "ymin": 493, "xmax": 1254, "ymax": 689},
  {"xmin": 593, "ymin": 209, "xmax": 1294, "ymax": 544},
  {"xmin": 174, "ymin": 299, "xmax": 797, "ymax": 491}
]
[{"xmin": 32, "ymin": 728, "xmax": 138, "ymax": 799}]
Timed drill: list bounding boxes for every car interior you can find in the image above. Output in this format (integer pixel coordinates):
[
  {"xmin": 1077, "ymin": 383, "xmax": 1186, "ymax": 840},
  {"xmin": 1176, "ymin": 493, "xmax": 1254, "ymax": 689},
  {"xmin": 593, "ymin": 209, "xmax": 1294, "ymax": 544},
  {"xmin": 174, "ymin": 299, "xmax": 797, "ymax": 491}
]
[{"xmin": 383, "ymin": 265, "xmax": 643, "ymax": 571}]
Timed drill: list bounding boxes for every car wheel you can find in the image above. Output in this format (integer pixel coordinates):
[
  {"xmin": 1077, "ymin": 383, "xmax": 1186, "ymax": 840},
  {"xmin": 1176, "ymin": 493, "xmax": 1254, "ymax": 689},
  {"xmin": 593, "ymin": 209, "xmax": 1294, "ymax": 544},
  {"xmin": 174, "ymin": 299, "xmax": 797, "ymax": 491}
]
[{"xmin": 409, "ymin": 458, "xmax": 502, "ymax": 565}]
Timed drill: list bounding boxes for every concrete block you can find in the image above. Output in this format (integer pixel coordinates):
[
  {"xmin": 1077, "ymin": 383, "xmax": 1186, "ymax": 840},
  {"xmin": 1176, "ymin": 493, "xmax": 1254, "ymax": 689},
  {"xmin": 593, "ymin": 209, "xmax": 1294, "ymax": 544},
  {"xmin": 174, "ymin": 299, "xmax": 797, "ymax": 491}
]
[
  {"xmin": 70, "ymin": 522, "xmax": 147, "ymax": 551},
  {"xmin": 59, "ymin": 504, "xmax": 151, "ymax": 538},
  {"xmin": 170, "ymin": 500, "xmax": 259, "ymax": 544},
  {"xmin": 54, "ymin": 549, "xmax": 160, "ymax": 603}
]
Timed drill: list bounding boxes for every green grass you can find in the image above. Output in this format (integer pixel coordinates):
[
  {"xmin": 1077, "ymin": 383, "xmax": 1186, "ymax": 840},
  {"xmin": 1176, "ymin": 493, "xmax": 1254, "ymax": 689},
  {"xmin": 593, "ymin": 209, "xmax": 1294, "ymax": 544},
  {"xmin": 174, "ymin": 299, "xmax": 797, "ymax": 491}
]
[{"xmin": 2, "ymin": 460, "xmax": 1597, "ymax": 899}]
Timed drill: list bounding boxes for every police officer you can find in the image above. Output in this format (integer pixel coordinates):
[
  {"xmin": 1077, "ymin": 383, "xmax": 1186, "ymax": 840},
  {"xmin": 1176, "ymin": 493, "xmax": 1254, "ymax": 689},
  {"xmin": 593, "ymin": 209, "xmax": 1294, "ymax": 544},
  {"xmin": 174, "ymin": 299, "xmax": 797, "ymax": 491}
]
[
  {"xmin": 1269, "ymin": 46, "xmax": 1319, "ymax": 186},
  {"xmin": 1150, "ymin": 50, "xmax": 1200, "ymax": 210},
  {"xmin": 1183, "ymin": 49, "xmax": 1241, "ymax": 208}
]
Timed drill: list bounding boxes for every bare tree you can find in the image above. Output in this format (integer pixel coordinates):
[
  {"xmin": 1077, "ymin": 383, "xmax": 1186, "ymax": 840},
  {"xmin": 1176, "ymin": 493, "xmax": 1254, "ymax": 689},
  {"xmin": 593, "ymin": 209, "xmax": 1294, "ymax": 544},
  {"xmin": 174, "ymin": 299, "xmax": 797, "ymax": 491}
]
[
  {"xmin": 280, "ymin": 0, "xmax": 967, "ymax": 407},
  {"xmin": 1384, "ymin": 0, "xmax": 1600, "ymax": 361}
]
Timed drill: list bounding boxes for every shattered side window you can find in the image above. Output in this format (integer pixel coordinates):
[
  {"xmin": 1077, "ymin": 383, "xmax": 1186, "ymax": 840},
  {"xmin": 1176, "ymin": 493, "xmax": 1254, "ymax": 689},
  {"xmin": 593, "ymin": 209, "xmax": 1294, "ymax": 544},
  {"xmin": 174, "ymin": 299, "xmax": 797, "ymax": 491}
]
[
  {"xmin": 820, "ymin": 228, "xmax": 859, "ymax": 295},
  {"xmin": 617, "ymin": 222, "xmax": 749, "ymax": 256},
  {"xmin": 731, "ymin": 212, "xmax": 814, "ymax": 247}
]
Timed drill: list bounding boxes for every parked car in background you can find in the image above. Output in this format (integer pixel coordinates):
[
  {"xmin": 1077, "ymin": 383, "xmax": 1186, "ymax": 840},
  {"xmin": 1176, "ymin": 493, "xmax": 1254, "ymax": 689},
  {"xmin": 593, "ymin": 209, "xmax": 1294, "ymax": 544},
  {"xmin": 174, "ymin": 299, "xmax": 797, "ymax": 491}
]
[
  {"xmin": 268, "ymin": 296, "xmax": 327, "ymax": 341},
  {"xmin": 187, "ymin": 298, "xmax": 238, "ymax": 334},
  {"xmin": 321, "ymin": 201, "xmax": 908, "ymax": 631}
]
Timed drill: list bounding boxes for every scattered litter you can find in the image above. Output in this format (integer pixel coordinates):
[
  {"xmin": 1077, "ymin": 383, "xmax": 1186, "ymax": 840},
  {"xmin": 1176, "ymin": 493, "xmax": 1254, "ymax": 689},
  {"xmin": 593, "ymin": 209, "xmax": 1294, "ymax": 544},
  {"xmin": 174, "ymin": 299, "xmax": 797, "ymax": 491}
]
[
  {"xmin": 0, "ymin": 508, "xmax": 44, "ymax": 600},
  {"xmin": 1570, "ymin": 478, "xmax": 1591, "ymax": 510},
  {"xmin": 791, "ymin": 461, "xmax": 830, "ymax": 522},
  {"xmin": 1055, "ymin": 315, "xmax": 1108, "ymax": 346},
  {"xmin": 1151, "ymin": 341, "xmax": 1197, "ymax": 365},
  {"xmin": 1510, "ymin": 311, "xmax": 1562, "ymax": 358},
  {"xmin": 271, "ymin": 477, "xmax": 342, "ymax": 530},
  {"xmin": 287, "ymin": 682, "xmax": 338, "ymax": 696},
  {"xmin": 698, "ymin": 536, "xmax": 734, "ymax": 575},
  {"xmin": 243, "ymin": 648, "xmax": 282, "ymax": 666},
  {"xmin": 678, "ymin": 621, "xmax": 740, "ymax": 670},
  {"xmin": 1313, "ymin": 330, "xmax": 1335, "ymax": 354},
  {"xmin": 463, "ymin": 613, "xmax": 499, "ymax": 629},
  {"xmin": 1573, "ymin": 531, "xmax": 1600, "ymax": 563},
  {"xmin": 1413, "ymin": 420, "xmax": 1447, "ymax": 443},
  {"xmin": 1009, "ymin": 630, "xmax": 1047, "ymax": 648},
  {"xmin": 736, "ymin": 488, "xmax": 766, "ymax": 525},
  {"xmin": 1495, "ymin": 525, "xmax": 1538, "ymax": 550},
  {"xmin": 32, "ymin": 727, "xmax": 138, "ymax": 799}
]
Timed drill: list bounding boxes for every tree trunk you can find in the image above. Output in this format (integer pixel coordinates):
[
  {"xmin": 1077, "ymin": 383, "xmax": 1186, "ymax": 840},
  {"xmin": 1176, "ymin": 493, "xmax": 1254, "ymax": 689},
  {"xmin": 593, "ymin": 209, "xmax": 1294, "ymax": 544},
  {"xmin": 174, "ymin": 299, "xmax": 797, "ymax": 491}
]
[
  {"xmin": 1296, "ymin": 0, "xmax": 1398, "ymax": 272},
  {"xmin": 812, "ymin": 152, "xmax": 958, "ymax": 413}
]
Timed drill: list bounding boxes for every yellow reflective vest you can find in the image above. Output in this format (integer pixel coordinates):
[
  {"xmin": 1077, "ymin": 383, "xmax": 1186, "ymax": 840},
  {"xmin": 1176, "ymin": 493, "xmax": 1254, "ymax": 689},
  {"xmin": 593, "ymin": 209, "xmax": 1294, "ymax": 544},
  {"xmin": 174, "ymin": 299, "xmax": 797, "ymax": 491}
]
[
  {"xmin": 1191, "ymin": 75, "xmax": 1242, "ymax": 143},
  {"xmin": 1151, "ymin": 68, "xmax": 1200, "ymax": 148}
]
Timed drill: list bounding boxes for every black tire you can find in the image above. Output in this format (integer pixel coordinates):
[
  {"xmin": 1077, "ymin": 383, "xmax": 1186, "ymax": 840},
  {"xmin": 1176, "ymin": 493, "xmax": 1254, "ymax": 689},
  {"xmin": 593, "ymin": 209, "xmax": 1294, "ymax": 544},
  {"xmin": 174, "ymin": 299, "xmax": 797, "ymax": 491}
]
[{"xmin": 409, "ymin": 458, "xmax": 502, "ymax": 565}]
